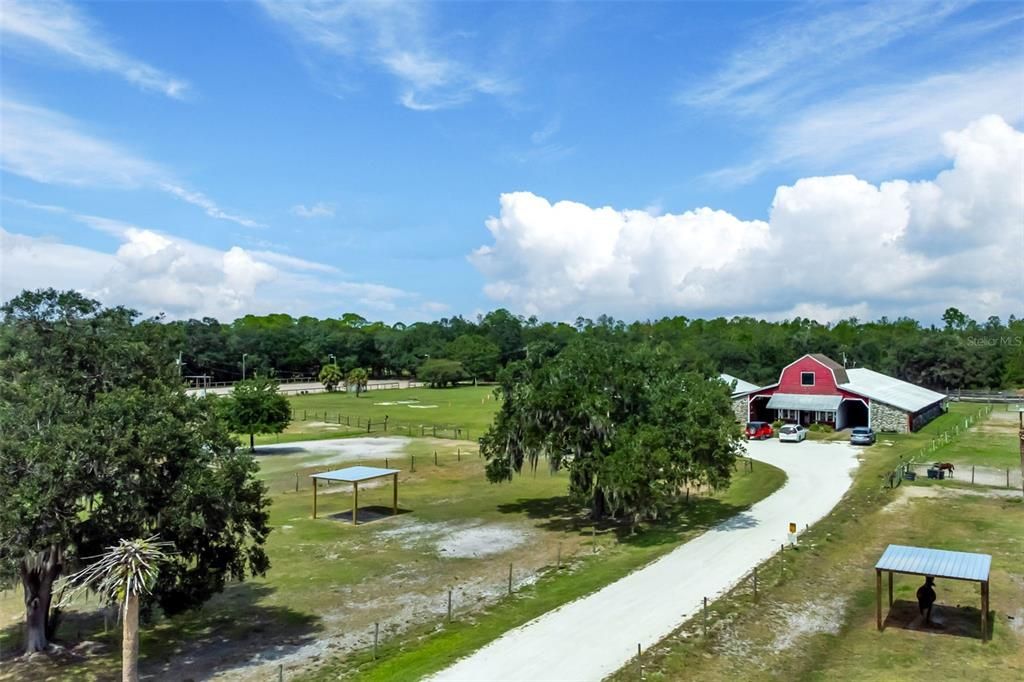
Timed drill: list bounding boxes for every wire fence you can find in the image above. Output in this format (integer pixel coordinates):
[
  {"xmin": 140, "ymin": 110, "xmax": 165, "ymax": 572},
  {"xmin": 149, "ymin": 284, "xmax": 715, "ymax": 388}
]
[
  {"xmin": 288, "ymin": 408, "xmax": 476, "ymax": 440},
  {"xmin": 882, "ymin": 404, "xmax": 1001, "ymax": 490}
]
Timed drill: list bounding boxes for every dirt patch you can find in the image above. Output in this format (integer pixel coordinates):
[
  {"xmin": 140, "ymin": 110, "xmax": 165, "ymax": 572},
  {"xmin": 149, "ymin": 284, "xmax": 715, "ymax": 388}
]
[
  {"xmin": 883, "ymin": 484, "xmax": 1020, "ymax": 513},
  {"xmin": 770, "ymin": 598, "xmax": 846, "ymax": 652},
  {"xmin": 260, "ymin": 437, "xmax": 410, "ymax": 469},
  {"xmin": 973, "ymin": 409, "xmax": 1020, "ymax": 433},
  {"xmin": 379, "ymin": 519, "xmax": 531, "ymax": 558}
]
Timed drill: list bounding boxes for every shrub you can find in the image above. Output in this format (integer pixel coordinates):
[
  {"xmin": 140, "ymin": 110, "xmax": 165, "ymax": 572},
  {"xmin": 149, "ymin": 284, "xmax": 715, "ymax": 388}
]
[{"xmin": 771, "ymin": 419, "xmax": 785, "ymax": 429}]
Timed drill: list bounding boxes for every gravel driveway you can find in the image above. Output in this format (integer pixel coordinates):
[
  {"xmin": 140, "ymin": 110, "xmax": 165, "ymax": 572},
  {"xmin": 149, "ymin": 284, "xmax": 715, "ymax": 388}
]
[{"xmin": 428, "ymin": 439, "xmax": 860, "ymax": 682}]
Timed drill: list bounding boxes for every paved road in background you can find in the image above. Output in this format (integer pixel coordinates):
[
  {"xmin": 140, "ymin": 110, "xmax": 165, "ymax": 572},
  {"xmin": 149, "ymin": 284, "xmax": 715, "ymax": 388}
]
[
  {"xmin": 185, "ymin": 379, "xmax": 422, "ymax": 396},
  {"xmin": 428, "ymin": 439, "xmax": 861, "ymax": 682}
]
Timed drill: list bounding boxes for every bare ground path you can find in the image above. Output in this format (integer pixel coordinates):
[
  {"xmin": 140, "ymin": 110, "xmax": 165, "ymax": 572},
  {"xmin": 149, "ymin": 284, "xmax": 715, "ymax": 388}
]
[{"xmin": 428, "ymin": 439, "xmax": 861, "ymax": 682}]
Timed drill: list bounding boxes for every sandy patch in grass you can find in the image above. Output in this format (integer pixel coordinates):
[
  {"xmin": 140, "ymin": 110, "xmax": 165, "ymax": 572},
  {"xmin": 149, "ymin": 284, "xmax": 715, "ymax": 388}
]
[
  {"xmin": 260, "ymin": 437, "xmax": 410, "ymax": 468},
  {"xmin": 770, "ymin": 598, "xmax": 847, "ymax": 652},
  {"xmin": 883, "ymin": 483, "xmax": 1021, "ymax": 513},
  {"xmin": 378, "ymin": 519, "xmax": 530, "ymax": 558}
]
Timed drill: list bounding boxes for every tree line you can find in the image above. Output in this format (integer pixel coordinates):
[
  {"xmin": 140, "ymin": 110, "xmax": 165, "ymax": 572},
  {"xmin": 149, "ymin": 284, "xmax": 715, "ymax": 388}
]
[{"xmin": 173, "ymin": 307, "xmax": 1023, "ymax": 390}]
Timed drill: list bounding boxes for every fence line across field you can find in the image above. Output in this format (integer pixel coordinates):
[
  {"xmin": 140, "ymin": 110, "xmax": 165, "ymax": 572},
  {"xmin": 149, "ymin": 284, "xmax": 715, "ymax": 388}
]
[{"xmin": 286, "ymin": 408, "xmax": 476, "ymax": 441}]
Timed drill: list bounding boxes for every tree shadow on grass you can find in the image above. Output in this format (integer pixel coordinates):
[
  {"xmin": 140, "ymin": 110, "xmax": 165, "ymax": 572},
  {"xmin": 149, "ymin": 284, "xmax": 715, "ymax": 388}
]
[
  {"xmin": 324, "ymin": 505, "xmax": 413, "ymax": 525},
  {"xmin": 0, "ymin": 582, "xmax": 321, "ymax": 681},
  {"xmin": 883, "ymin": 599, "xmax": 992, "ymax": 641},
  {"xmin": 496, "ymin": 495, "xmax": 755, "ymax": 548}
]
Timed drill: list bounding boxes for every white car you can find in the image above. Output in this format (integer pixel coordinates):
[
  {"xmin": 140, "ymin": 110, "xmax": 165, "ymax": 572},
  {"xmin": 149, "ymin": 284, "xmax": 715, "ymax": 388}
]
[{"xmin": 779, "ymin": 424, "xmax": 808, "ymax": 442}]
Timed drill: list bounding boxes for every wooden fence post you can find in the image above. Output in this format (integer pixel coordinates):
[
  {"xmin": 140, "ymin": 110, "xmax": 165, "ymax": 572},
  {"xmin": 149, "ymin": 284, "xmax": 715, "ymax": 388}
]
[
  {"xmin": 447, "ymin": 588, "xmax": 453, "ymax": 623},
  {"xmin": 508, "ymin": 563, "xmax": 513, "ymax": 595},
  {"xmin": 294, "ymin": 472, "xmax": 299, "ymax": 493},
  {"xmin": 703, "ymin": 596, "xmax": 708, "ymax": 637},
  {"xmin": 753, "ymin": 566, "xmax": 758, "ymax": 602},
  {"xmin": 373, "ymin": 622, "xmax": 379, "ymax": 660}
]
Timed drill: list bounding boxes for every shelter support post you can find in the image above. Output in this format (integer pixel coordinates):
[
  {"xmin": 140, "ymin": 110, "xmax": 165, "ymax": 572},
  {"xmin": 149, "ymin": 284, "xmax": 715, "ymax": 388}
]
[
  {"xmin": 888, "ymin": 571, "xmax": 893, "ymax": 607},
  {"xmin": 353, "ymin": 481, "xmax": 359, "ymax": 525},
  {"xmin": 393, "ymin": 473, "xmax": 398, "ymax": 515},
  {"xmin": 312, "ymin": 477, "xmax": 317, "ymax": 519},
  {"xmin": 876, "ymin": 569, "xmax": 882, "ymax": 631},
  {"xmin": 981, "ymin": 581, "xmax": 987, "ymax": 642}
]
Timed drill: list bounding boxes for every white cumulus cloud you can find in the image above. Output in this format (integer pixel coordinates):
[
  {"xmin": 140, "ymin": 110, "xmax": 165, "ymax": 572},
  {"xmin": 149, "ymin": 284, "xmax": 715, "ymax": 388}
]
[
  {"xmin": 1, "ymin": 207, "xmax": 435, "ymax": 321},
  {"xmin": 471, "ymin": 115, "xmax": 1024, "ymax": 323}
]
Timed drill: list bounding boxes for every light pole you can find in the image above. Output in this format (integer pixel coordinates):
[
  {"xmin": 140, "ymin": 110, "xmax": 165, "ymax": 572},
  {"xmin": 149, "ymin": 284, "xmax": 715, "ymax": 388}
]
[{"xmin": 242, "ymin": 353, "xmax": 248, "ymax": 381}]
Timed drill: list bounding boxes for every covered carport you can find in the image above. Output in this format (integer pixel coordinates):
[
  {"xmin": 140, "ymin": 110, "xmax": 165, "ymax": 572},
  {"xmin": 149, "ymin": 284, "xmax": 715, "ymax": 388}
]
[{"xmin": 875, "ymin": 544, "xmax": 992, "ymax": 641}]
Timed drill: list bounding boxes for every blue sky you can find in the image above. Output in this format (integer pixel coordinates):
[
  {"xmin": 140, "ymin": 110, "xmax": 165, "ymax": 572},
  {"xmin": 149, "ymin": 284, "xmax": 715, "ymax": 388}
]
[{"xmin": 1, "ymin": 1, "xmax": 1022, "ymax": 323}]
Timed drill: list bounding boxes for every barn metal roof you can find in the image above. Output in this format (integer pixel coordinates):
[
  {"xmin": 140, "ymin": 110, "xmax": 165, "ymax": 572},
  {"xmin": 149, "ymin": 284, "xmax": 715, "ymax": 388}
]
[
  {"xmin": 311, "ymin": 466, "xmax": 400, "ymax": 483},
  {"xmin": 841, "ymin": 368, "xmax": 946, "ymax": 413},
  {"xmin": 875, "ymin": 544, "xmax": 991, "ymax": 582},
  {"xmin": 720, "ymin": 373, "xmax": 760, "ymax": 396},
  {"xmin": 766, "ymin": 393, "xmax": 842, "ymax": 411}
]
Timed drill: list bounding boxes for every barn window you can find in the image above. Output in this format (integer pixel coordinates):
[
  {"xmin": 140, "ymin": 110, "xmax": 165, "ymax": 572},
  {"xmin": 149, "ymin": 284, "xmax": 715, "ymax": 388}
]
[{"xmin": 801, "ymin": 372, "xmax": 815, "ymax": 386}]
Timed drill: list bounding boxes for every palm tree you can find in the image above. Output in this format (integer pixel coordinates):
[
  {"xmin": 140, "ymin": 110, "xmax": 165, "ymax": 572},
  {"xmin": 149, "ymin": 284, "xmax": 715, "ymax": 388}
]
[
  {"xmin": 58, "ymin": 537, "xmax": 172, "ymax": 682},
  {"xmin": 346, "ymin": 367, "xmax": 369, "ymax": 397},
  {"xmin": 318, "ymin": 363, "xmax": 343, "ymax": 392}
]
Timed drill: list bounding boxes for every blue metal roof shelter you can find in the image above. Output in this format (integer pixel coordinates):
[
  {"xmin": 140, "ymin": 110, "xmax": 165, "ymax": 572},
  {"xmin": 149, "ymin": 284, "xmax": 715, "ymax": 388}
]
[
  {"xmin": 311, "ymin": 466, "xmax": 400, "ymax": 525},
  {"xmin": 874, "ymin": 544, "xmax": 992, "ymax": 641}
]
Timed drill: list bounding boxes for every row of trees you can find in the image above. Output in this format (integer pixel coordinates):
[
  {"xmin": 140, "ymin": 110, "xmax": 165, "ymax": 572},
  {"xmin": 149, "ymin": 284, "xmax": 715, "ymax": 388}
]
[{"xmin": 173, "ymin": 308, "xmax": 1023, "ymax": 391}]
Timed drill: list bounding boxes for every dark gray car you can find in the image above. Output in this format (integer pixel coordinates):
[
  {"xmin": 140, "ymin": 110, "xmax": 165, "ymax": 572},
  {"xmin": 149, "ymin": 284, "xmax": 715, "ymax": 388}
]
[{"xmin": 850, "ymin": 426, "xmax": 876, "ymax": 445}]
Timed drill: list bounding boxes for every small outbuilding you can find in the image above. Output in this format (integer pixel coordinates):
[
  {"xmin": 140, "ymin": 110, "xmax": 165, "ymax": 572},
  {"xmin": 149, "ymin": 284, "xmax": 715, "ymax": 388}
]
[
  {"xmin": 311, "ymin": 465, "xmax": 400, "ymax": 525},
  {"xmin": 874, "ymin": 544, "xmax": 992, "ymax": 641}
]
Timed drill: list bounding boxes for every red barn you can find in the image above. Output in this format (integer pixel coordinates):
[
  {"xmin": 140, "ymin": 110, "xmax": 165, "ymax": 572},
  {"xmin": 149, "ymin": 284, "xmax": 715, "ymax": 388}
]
[{"xmin": 727, "ymin": 354, "xmax": 946, "ymax": 433}]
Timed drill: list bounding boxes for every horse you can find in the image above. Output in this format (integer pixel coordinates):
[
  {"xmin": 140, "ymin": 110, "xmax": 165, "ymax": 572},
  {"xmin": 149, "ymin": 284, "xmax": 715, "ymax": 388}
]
[{"xmin": 933, "ymin": 462, "xmax": 955, "ymax": 478}]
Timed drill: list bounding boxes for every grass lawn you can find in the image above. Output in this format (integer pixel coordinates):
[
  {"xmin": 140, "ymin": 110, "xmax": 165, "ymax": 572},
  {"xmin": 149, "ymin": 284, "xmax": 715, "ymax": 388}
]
[
  {"xmin": 303, "ymin": 459, "xmax": 786, "ymax": 681},
  {"xmin": 926, "ymin": 404, "xmax": 1022, "ymax": 469},
  {"xmin": 0, "ymin": 435, "xmax": 784, "ymax": 681},
  {"xmin": 610, "ymin": 402, "xmax": 1024, "ymax": 682},
  {"xmin": 251, "ymin": 385, "xmax": 501, "ymax": 446}
]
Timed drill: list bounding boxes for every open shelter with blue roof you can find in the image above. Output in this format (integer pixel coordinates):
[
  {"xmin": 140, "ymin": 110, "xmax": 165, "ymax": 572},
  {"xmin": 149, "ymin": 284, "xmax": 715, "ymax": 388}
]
[
  {"xmin": 875, "ymin": 544, "xmax": 992, "ymax": 641},
  {"xmin": 311, "ymin": 466, "xmax": 401, "ymax": 525}
]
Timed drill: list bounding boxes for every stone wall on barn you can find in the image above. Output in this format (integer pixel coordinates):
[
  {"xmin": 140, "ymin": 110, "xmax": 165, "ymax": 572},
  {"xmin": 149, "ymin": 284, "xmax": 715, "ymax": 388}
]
[
  {"xmin": 731, "ymin": 397, "xmax": 748, "ymax": 423},
  {"xmin": 870, "ymin": 401, "xmax": 909, "ymax": 433}
]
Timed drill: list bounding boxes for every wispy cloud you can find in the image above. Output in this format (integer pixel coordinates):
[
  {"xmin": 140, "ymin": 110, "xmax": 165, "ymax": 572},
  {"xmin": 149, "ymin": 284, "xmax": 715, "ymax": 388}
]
[
  {"xmin": 681, "ymin": 1, "xmax": 968, "ymax": 115},
  {"xmin": 160, "ymin": 183, "xmax": 265, "ymax": 228},
  {"xmin": 1, "ymin": 96, "xmax": 262, "ymax": 228},
  {"xmin": 707, "ymin": 59, "xmax": 1024, "ymax": 184},
  {"xmin": 259, "ymin": 0, "xmax": 515, "ymax": 110},
  {"xmin": 0, "ymin": 0, "xmax": 189, "ymax": 98},
  {"xmin": 291, "ymin": 201, "xmax": 336, "ymax": 218},
  {"xmin": 682, "ymin": 1, "xmax": 1024, "ymax": 183}
]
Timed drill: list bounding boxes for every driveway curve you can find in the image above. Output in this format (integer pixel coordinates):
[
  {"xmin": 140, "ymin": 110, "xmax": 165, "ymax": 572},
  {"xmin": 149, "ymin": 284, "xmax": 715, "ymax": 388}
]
[{"xmin": 428, "ymin": 439, "xmax": 860, "ymax": 682}]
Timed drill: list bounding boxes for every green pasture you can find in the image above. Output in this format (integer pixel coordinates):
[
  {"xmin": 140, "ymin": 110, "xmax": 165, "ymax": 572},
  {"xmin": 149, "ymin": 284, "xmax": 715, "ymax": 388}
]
[
  {"xmin": 612, "ymin": 402, "xmax": 1024, "ymax": 682},
  {"xmin": 253, "ymin": 385, "xmax": 501, "ymax": 446},
  {"xmin": 0, "ymin": 431, "xmax": 785, "ymax": 682}
]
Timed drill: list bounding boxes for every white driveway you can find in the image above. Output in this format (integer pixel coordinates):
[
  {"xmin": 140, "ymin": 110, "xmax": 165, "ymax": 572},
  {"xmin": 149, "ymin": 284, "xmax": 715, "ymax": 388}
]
[{"xmin": 428, "ymin": 439, "xmax": 860, "ymax": 682}]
